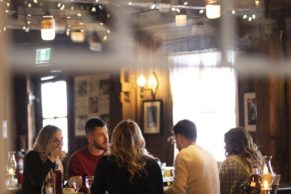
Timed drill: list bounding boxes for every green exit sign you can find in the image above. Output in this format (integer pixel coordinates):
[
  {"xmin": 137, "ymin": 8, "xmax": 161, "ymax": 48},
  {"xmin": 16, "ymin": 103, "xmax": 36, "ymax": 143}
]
[{"xmin": 35, "ymin": 48, "xmax": 51, "ymax": 65}]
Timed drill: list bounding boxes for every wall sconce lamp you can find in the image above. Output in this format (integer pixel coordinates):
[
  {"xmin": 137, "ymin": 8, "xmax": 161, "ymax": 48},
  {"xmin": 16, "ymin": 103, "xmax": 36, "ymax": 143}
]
[
  {"xmin": 136, "ymin": 72, "xmax": 158, "ymax": 100},
  {"xmin": 205, "ymin": 0, "xmax": 221, "ymax": 19},
  {"xmin": 41, "ymin": 15, "xmax": 56, "ymax": 41}
]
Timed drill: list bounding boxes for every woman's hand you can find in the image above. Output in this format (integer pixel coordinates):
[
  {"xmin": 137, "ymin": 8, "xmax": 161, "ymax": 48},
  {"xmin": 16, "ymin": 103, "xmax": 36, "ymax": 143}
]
[{"xmin": 48, "ymin": 149, "xmax": 67, "ymax": 162}]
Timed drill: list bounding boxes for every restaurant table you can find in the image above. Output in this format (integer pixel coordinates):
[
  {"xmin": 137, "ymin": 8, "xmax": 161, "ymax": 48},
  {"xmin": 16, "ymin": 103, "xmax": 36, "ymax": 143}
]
[{"xmin": 277, "ymin": 187, "xmax": 291, "ymax": 194}]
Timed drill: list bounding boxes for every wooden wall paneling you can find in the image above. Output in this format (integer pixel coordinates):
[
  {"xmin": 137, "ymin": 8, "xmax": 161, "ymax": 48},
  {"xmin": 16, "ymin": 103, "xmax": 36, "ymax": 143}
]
[
  {"xmin": 256, "ymin": 77, "xmax": 271, "ymax": 154},
  {"xmin": 254, "ymin": 19, "xmax": 291, "ymax": 182},
  {"xmin": 120, "ymin": 69, "xmax": 138, "ymax": 121},
  {"xmin": 120, "ymin": 68, "xmax": 174, "ymax": 165},
  {"xmin": 108, "ymin": 73, "xmax": 122, "ymax": 134},
  {"xmin": 0, "ymin": 5, "xmax": 12, "ymax": 192},
  {"xmin": 269, "ymin": 76, "xmax": 287, "ymax": 178},
  {"xmin": 12, "ymin": 75, "xmax": 29, "ymax": 150},
  {"xmin": 143, "ymin": 69, "xmax": 174, "ymax": 165},
  {"xmin": 287, "ymin": 78, "xmax": 291, "ymax": 182},
  {"xmin": 256, "ymin": 75, "xmax": 289, "ymax": 182}
]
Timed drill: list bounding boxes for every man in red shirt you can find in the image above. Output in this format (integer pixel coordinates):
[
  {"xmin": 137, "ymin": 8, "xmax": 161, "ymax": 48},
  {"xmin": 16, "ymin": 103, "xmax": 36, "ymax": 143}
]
[{"xmin": 67, "ymin": 117, "xmax": 109, "ymax": 179}]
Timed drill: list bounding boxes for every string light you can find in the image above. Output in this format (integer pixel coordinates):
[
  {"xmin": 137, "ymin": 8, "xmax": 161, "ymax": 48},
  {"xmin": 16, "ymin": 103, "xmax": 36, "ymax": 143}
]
[
  {"xmin": 205, "ymin": 0, "xmax": 221, "ymax": 19},
  {"xmin": 60, "ymin": 4, "xmax": 65, "ymax": 10},
  {"xmin": 91, "ymin": 6, "xmax": 96, "ymax": 12}
]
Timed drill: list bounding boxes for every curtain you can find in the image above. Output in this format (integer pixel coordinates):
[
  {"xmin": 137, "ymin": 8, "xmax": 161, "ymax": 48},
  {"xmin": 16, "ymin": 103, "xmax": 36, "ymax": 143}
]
[{"xmin": 169, "ymin": 52, "xmax": 237, "ymax": 161}]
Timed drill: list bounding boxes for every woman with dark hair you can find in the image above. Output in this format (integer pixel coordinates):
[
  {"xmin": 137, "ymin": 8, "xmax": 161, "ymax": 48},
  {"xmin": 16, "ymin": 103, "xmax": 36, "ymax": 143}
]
[
  {"xmin": 219, "ymin": 127, "xmax": 263, "ymax": 194},
  {"xmin": 91, "ymin": 119, "xmax": 164, "ymax": 194},
  {"xmin": 22, "ymin": 125, "xmax": 66, "ymax": 194}
]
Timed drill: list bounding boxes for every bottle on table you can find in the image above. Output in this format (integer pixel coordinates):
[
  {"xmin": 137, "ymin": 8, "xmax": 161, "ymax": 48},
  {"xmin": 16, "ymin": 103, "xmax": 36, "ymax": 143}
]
[
  {"xmin": 246, "ymin": 168, "xmax": 261, "ymax": 194},
  {"xmin": 54, "ymin": 156, "xmax": 63, "ymax": 194}
]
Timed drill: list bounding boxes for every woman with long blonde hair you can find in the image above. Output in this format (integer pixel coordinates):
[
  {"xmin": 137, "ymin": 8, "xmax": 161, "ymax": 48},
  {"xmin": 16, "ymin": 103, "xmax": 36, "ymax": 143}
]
[
  {"xmin": 22, "ymin": 125, "xmax": 66, "ymax": 194},
  {"xmin": 91, "ymin": 119, "xmax": 164, "ymax": 194}
]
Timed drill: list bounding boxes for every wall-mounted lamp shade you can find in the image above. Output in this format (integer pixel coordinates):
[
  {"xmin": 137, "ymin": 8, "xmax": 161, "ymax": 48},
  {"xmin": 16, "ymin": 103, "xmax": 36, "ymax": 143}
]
[
  {"xmin": 175, "ymin": 14, "xmax": 187, "ymax": 26},
  {"xmin": 41, "ymin": 16, "xmax": 55, "ymax": 41},
  {"xmin": 136, "ymin": 72, "xmax": 159, "ymax": 99},
  {"xmin": 137, "ymin": 74, "xmax": 147, "ymax": 88},
  {"xmin": 147, "ymin": 73, "xmax": 158, "ymax": 92},
  {"xmin": 206, "ymin": 4, "xmax": 221, "ymax": 19},
  {"xmin": 70, "ymin": 30, "xmax": 85, "ymax": 43}
]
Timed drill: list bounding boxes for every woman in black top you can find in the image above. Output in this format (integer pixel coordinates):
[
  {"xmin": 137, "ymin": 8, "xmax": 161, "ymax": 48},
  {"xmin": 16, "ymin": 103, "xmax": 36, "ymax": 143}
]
[
  {"xmin": 22, "ymin": 125, "xmax": 66, "ymax": 194},
  {"xmin": 91, "ymin": 119, "xmax": 164, "ymax": 194}
]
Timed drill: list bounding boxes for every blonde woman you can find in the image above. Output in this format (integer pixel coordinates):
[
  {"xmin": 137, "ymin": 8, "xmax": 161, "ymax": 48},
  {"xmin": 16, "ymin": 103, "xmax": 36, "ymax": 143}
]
[
  {"xmin": 22, "ymin": 125, "xmax": 66, "ymax": 194},
  {"xmin": 91, "ymin": 119, "xmax": 164, "ymax": 194}
]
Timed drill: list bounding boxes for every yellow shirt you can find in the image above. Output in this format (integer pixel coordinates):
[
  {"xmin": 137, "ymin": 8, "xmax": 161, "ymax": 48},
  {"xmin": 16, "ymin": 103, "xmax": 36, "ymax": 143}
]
[{"xmin": 165, "ymin": 144, "xmax": 220, "ymax": 194}]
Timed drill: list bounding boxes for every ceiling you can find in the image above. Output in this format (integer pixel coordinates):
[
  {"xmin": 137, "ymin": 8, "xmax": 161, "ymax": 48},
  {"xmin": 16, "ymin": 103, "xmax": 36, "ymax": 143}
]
[{"xmin": 2, "ymin": 0, "xmax": 291, "ymax": 74}]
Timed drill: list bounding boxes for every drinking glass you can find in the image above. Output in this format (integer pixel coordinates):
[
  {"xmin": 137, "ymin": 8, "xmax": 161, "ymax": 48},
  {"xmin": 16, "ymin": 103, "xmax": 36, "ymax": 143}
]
[
  {"xmin": 85, "ymin": 176, "xmax": 94, "ymax": 194},
  {"xmin": 69, "ymin": 176, "xmax": 82, "ymax": 193}
]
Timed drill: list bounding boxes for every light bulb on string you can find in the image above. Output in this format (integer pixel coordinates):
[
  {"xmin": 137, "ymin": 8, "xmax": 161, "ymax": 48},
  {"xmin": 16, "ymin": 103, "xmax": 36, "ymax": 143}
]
[{"xmin": 205, "ymin": 0, "xmax": 221, "ymax": 19}]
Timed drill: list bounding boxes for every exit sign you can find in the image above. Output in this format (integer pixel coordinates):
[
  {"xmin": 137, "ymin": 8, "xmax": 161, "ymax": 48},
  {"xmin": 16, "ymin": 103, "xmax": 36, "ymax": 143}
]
[{"xmin": 35, "ymin": 48, "xmax": 51, "ymax": 65}]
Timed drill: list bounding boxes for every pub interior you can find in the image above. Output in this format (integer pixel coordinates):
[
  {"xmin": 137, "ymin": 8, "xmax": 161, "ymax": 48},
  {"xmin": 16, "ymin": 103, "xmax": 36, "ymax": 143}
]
[{"xmin": 0, "ymin": 0, "xmax": 291, "ymax": 193}]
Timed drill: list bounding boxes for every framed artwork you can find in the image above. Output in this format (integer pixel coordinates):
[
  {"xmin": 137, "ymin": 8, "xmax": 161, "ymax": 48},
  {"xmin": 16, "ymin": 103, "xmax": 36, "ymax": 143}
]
[
  {"xmin": 243, "ymin": 92, "xmax": 257, "ymax": 132},
  {"xmin": 74, "ymin": 74, "xmax": 110, "ymax": 136},
  {"xmin": 143, "ymin": 100, "xmax": 162, "ymax": 134}
]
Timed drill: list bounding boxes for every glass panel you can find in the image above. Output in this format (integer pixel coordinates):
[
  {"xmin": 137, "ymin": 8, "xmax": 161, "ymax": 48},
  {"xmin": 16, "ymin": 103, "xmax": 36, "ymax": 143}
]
[
  {"xmin": 41, "ymin": 81, "xmax": 67, "ymax": 118},
  {"xmin": 43, "ymin": 118, "xmax": 68, "ymax": 153}
]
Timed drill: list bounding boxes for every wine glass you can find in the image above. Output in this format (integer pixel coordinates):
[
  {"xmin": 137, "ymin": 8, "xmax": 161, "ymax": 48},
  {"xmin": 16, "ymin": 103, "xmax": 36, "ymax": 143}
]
[
  {"xmin": 69, "ymin": 176, "xmax": 82, "ymax": 193},
  {"xmin": 85, "ymin": 176, "xmax": 94, "ymax": 194}
]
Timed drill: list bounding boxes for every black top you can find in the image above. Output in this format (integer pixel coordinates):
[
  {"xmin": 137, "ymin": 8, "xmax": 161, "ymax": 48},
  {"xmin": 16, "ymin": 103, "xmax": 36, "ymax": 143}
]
[
  {"xmin": 22, "ymin": 151, "xmax": 55, "ymax": 194},
  {"xmin": 91, "ymin": 155, "xmax": 164, "ymax": 194}
]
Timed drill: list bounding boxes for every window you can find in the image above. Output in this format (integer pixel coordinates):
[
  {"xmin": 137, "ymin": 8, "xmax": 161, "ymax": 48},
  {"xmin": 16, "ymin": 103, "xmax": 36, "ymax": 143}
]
[
  {"xmin": 41, "ymin": 80, "xmax": 68, "ymax": 152},
  {"xmin": 169, "ymin": 52, "xmax": 237, "ymax": 161}
]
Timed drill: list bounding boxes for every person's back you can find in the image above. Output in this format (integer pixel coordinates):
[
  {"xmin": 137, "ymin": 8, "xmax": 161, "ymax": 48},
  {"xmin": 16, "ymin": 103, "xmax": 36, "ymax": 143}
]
[
  {"xmin": 178, "ymin": 144, "xmax": 219, "ymax": 194},
  {"xmin": 165, "ymin": 119, "xmax": 219, "ymax": 194},
  {"xmin": 93, "ymin": 155, "xmax": 163, "ymax": 194},
  {"xmin": 219, "ymin": 127, "xmax": 263, "ymax": 194},
  {"xmin": 90, "ymin": 119, "xmax": 164, "ymax": 194}
]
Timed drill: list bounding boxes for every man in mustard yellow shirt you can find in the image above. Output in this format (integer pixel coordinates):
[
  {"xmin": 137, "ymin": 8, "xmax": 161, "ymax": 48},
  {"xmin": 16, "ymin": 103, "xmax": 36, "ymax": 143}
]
[{"xmin": 165, "ymin": 119, "xmax": 220, "ymax": 194}]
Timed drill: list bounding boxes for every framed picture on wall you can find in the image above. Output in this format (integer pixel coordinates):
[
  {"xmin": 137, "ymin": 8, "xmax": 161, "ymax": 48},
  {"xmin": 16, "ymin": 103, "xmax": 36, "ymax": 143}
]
[
  {"xmin": 244, "ymin": 92, "xmax": 257, "ymax": 132},
  {"xmin": 74, "ymin": 74, "xmax": 110, "ymax": 136},
  {"xmin": 143, "ymin": 100, "xmax": 162, "ymax": 134}
]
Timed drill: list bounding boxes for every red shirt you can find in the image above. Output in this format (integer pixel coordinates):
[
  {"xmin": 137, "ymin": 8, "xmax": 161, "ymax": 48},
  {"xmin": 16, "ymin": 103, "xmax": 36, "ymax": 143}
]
[{"xmin": 67, "ymin": 146, "xmax": 103, "ymax": 178}]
